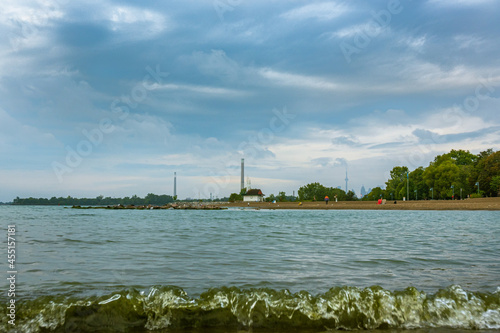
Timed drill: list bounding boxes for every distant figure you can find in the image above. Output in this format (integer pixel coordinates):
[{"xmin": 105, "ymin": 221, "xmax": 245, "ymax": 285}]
[
  {"xmin": 377, "ymin": 198, "xmax": 382, "ymax": 205},
  {"xmin": 334, "ymin": 195, "xmax": 337, "ymax": 202},
  {"xmin": 325, "ymin": 196, "xmax": 329, "ymax": 205},
  {"xmin": 394, "ymin": 200, "xmax": 397, "ymax": 204}
]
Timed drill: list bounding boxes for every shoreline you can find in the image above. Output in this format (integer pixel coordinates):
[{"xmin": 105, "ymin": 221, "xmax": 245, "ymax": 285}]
[{"xmin": 220, "ymin": 197, "xmax": 500, "ymax": 211}]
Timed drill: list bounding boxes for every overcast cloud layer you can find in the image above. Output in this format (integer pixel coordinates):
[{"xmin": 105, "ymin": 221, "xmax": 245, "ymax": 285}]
[{"xmin": 1, "ymin": 0, "xmax": 499, "ymax": 201}]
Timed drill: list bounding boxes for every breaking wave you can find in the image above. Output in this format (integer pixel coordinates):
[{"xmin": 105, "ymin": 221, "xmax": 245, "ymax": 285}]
[{"xmin": 3, "ymin": 285, "xmax": 500, "ymax": 332}]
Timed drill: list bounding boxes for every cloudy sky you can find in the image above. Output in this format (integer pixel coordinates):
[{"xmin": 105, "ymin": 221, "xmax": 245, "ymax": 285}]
[{"xmin": 1, "ymin": 0, "xmax": 499, "ymax": 201}]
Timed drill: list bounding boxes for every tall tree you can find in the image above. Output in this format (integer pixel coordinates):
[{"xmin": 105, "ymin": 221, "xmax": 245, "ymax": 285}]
[
  {"xmin": 477, "ymin": 151, "xmax": 500, "ymax": 196},
  {"xmin": 410, "ymin": 167, "xmax": 429, "ymax": 200},
  {"xmin": 385, "ymin": 166, "xmax": 409, "ymax": 200},
  {"xmin": 423, "ymin": 157, "xmax": 460, "ymax": 199},
  {"xmin": 448, "ymin": 149, "xmax": 478, "ymax": 166}
]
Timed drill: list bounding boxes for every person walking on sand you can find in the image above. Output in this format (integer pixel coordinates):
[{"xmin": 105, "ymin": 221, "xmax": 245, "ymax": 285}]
[{"xmin": 325, "ymin": 195, "xmax": 329, "ymax": 205}]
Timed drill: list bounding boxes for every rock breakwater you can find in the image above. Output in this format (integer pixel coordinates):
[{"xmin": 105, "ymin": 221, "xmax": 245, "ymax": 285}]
[{"xmin": 71, "ymin": 203, "xmax": 226, "ymax": 210}]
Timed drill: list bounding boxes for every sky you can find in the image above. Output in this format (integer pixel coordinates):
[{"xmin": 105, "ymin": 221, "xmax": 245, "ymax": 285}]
[{"xmin": 1, "ymin": 0, "xmax": 499, "ymax": 201}]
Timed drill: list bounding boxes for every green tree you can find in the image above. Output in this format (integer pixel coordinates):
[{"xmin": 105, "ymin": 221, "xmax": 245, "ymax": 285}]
[
  {"xmin": 363, "ymin": 187, "xmax": 385, "ymax": 201},
  {"xmin": 490, "ymin": 175, "xmax": 500, "ymax": 196},
  {"xmin": 265, "ymin": 194, "xmax": 276, "ymax": 202},
  {"xmin": 423, "ymin": 157, "xmax": 460, "ymax": 199},
  {"xmin": 476, "ymin": 151, "xmax": 500, "ymax": 196},
  {"xmin": 385, "ymin": 166, "xmax": 409, "ymax": 200},
  {"xmin": 345, "ymin": 190, "xmax": 358, "ymax": 201},
  {"xmin": 277, "ymin": 191, "xmax": 287, "ymax": 202},
  {"xmin": 448, "ymin": 149, "xmax": 478, "ymax": 166},
  {"xmin": 410, "ymin": 167, "xmax": 429, "ymax": 200},
  {"xmin": 298, "ymin": 183, "xmax": 347, "ymax": 201},
  {"xmin": 298, "ymin": 182, "xmax": 327, "ymax": 201},
  {"xmin": 228, "ymin": 193, "xmax": 243, "ymax": 202}
]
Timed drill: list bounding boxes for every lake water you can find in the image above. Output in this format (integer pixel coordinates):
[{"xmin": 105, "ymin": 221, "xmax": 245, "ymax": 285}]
[{"xmin": 1, "ymin": 206, "xmax": 499, "ymax": 332}]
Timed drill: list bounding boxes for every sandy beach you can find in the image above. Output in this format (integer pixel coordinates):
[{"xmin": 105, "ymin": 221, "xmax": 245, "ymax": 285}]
[{"xmin": 222, "ymin": 197, "xmax": 500, "ymax": 211}]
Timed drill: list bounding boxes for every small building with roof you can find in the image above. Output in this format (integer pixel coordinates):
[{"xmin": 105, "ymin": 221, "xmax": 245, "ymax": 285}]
[{"xmin": 243, "ymin": 189, "xmax": 265, "ymax": 202}]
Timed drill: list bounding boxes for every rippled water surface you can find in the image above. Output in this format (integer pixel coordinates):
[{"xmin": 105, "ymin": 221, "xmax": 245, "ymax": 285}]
[{"xmin": 1, "ymin": 206, "xmax": 499, "ymax": 332}]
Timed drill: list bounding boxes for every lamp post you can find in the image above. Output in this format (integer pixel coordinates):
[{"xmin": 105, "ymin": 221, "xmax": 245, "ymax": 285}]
[
  {"xmin": 475, "ymin": 182, "xmax": 479, "ymax": 195},
  {"xmin": 451, "ymin": 185, "xmax": 455, "ymax": 200},
  {"xmin": 430, "ymin": 187, "xmax": 434, "ymax": 200},
  {"xmin": 414, "ymin": 189, "xmax": 417, "ymax": 201},
  {"xmin": 460, "ymin": 188, "xmax": 462, "ymax": 200}
]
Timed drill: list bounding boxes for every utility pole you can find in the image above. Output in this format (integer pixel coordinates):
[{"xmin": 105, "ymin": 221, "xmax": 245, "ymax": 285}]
[
  {"xmin": 345, "ymin": 170, "xmax": 348, "ymax": 193},
  {"xmin": 174, "ymin": 172, "xmax": 177, "ymax": 199},
  {"xmin": 241, "ymin": 158, "xmax": 244, "ymax": 193}
]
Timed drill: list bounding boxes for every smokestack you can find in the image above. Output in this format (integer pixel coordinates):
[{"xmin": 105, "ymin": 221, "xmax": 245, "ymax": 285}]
[
  {"xmin": 345, "ymin": 170, "xmax": 348, "ymax": 193},
  {"xmin": 174, "ymin": 172, "xmax": 177, "ymax": 198},
  {"xmin": 241, "ymin": 158, "xmax": 244, "ymax": 192}
]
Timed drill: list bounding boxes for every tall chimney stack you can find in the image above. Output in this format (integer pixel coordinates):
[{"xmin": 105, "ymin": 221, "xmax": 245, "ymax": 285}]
[
  {"xmin": 241, "ymin": 158, "xmax": 244, "ymax": 193},
  {"xmin": 345, "ymin": 170, "xmax": 348, "ymax": 193},
  {"xmin": 174, "ymin": 172, "xmax": 177, "ymax": 198}
]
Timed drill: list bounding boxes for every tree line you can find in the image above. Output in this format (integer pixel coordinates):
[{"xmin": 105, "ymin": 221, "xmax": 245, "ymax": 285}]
[
  {"xmin": 364, "ymin": 149, "xmax": 500, "ymax": 200},
  {"xmin": 297, "ymin": 183, "xmax": 358, "ymax": 201},
  {"xmin": 230, "ymin": 148, "xmax": 499, "ymax": 202},
  {"xmin": 12, "ymin": 193, "xmax": 175, "ymax": 206},
  {"xmin": 229, "ymin": 185, "xmax": 358, "ymax": 202}
]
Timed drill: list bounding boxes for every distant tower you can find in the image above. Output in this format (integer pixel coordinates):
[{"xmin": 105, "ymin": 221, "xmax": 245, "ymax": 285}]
[
  {"xmin": 241, "ymin": 158, "xmax": 244, "ymax": 192},
  {"xmin": 361, "ymin": 185, "xmax": 366, "ymax": 197},
  {"xmin": 345, "ymin": 170, "xmax": 349, "ymax": 193},
  {"xmin": 174, "ymin": 172, "xmax": 177, "ymax": 198}
]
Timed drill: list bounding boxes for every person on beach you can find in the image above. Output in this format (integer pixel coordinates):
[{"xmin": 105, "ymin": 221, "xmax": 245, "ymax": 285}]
[{"xmin": 325, "ymin": 196, "xmax": 329, "ymax": 205}]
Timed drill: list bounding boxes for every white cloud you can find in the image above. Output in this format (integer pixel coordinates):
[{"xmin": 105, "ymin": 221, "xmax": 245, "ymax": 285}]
[
  {"xmin": 259, "ymin": 68, "xmax": 342, "ymax": 91},
  {"xmin": 400, "ymin": 35, "xmax": 426, "ymax": 51},
  {"xmin": 1, "ymin": 1, "xmax": 64, "ymax": 26},
  {"xmin": 107, "ymin": 6, "xmax": 168, "ymax": 39},
  {"xmin": 421, "ymin": 107, "xmax": 495, "ymax": 135},
  {"xmin": 0, "ymin": 0, "xmax": 65, "ymax": 53},
  {"xmin": 371, "ymin": 59, "xmax": 500, "ymax": 94},
  {"xmin": 453, "ymin": 34, "xmax": 485, "ymax": 50},
  {"xmin": 157, "ymin": 83, "xmax": 249, "ymax": 97},
  {"xmin": 281, "ymin": 2, "xmax": 349, "ymax": 21},
  {"xmin": 331, "ymin": 22, "xmax": 384, "ymax": 39},
  {"xmin": 190, "ymin": 50, "xmax": 242, "ymax": 81},
  {"xmin": 262, "ymin": 106, "xmax": 499, "ymax": 180},
  {"xmin": 259, "ymin": 61, "xmax": 498, "ymax": 97}
]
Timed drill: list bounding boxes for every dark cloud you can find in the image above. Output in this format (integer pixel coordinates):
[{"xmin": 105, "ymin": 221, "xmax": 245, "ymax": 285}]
[
  {"xmin": 58, "ymin": 23, "xmax": 110, "ymax": 47},
  {"xmin": 413, "ymin": 127, "xmax": 500, "ymax": 145}
]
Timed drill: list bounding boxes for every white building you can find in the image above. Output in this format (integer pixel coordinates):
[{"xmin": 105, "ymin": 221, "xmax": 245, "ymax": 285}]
[{"xmin": 243, "ymin": 189, "xmax": 265, "ymax": 202}]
